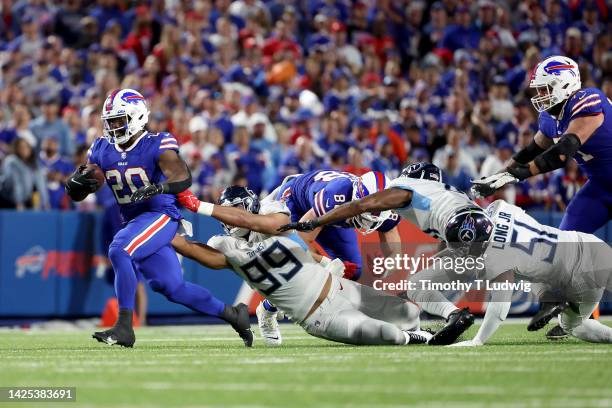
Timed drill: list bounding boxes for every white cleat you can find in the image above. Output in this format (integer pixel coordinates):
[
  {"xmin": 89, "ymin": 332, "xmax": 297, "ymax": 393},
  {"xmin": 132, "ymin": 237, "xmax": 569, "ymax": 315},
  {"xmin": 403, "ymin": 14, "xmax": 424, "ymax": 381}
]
[{"xmin": 256, "ymin": 302, "xmax": 282, "ymax": 347}]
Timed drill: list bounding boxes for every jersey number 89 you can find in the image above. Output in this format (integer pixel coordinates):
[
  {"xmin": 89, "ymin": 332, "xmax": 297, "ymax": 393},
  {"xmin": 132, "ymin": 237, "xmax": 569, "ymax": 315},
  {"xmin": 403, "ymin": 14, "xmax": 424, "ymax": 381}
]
[{"xmin": 239, "ymin": 241, "xmax": 302, "ymax": 296}]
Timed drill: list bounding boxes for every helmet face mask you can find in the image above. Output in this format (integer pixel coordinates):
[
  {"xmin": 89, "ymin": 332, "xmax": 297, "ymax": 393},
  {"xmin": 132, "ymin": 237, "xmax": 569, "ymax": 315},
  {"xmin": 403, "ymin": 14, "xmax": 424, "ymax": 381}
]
[
  {"xmin": 103, "ymin": 113, "xmax": 131, "ymax": 145},
  {"xmin": 529, "ymin": 56, "xmax": 581, "ymax": 113},
  {"xmin": 351, "ymin": 171, "xmax": 392, "ymax": 235}
]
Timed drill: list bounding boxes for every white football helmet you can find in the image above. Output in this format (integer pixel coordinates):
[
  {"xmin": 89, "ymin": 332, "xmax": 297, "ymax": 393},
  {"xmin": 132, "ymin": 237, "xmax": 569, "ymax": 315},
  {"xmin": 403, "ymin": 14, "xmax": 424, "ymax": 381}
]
[
  {"xmin": 350, "ymin": 171, "xmax": 393, "ymax": 235},
  {"xmin": 101, "ymin": 89, "xmax": 150, "ymax": 144},
  {"xmin": 529, "ymin": 56, "xmax": 581, "ymax": 113}
]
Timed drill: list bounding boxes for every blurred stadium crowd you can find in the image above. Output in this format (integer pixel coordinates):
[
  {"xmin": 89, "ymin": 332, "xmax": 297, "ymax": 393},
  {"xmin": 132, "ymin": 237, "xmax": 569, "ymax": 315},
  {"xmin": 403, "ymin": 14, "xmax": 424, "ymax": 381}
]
[{"xmin": 0, "ymin": 0, "xmax": 611, "ymax": 213}]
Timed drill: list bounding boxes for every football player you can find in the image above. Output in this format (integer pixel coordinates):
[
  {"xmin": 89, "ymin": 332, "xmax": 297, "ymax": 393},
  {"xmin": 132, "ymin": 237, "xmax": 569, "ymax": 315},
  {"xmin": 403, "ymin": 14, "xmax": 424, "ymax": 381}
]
[
  {"xmin": 450, "ymin": 199, "xmax": 612, "ymax": 346},
  {"xmin": 172, "ymin": 186, "xmax": 431, "ymax": 346},
  {"xmin": 254, "ymin": 170, "xmax": 403, "ymax": 345},
  {"xmin": 278, "ymin": 162, "xmax": 491, "ymax": 345},
  {"xmin": 472, "ymin": 55, "xmax": 612, "ymax": 338},
  {"xmin": 65, "ymin": 89, "xmax": 252, "ymax": 347}
]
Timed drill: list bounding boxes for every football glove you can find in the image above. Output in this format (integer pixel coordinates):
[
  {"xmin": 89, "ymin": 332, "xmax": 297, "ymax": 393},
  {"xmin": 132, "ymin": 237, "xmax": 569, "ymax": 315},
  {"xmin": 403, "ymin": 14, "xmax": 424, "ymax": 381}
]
[
  {"xmin": 176, "ymin": 190, "xmax": 201, "ymax": 212},
  {"xmin": 131, "ymin": 184, "xmax": 163, "ymax": 202},
  {"xmin": 471, "ymin": 172, "xmax": 519, "ymax": 197},
  {"xmin": 65, "ymin": 165, "xmax": 99, "ymax": 201},
  {"xmin": 277, "ymin": 219, "xmax": 320, "ymax": 232}
]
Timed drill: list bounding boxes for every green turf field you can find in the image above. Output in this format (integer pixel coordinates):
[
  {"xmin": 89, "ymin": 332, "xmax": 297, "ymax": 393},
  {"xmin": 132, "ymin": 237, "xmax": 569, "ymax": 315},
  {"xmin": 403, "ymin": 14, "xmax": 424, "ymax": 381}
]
[{"xmin": 1, "ymin": 321, "xmax": 611, "ymax": 408}]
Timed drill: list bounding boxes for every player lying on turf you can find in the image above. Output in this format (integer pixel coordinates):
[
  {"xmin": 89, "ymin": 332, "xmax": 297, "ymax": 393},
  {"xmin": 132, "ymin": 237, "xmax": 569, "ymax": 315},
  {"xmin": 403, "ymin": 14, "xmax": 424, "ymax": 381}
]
[
  {"xmin": 278, "ymin": 162, "xmax": 489, "ymax": 345},
  {"xmin": 472, "ymin": 55, "xmax": 612, "ymax": 339},
  {"xmin": 253, "ymin": 170, "xmax": 403, "ymax": 346},
  {"xmin": 448, "ymin": 199, "xmax": 612, "ymax": 346},
  {"xmin": 172, "ymin": 186, "xmax": 432, "ymax": 346},
  {"xmin": 65, "ymin": 88, "xmax": 252, "ymax": 348}
]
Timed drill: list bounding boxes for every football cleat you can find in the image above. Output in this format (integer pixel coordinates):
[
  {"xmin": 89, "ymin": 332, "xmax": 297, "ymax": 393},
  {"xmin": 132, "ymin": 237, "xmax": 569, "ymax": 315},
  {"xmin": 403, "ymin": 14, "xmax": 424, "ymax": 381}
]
[
  {"xmin": 428, "ymin": 308, "xmax": 475, "ymax": 346},
  {"xmin": 256, "ymin": 302, "xmax": 282, "ymax": 347},
  {"xmin": 527, "ymin": 302, "xmax": 568, "ymax": 331},
  {"xmin": 404, "ymin": 331, "xmax": 428, "ymax": 345},
  {"xmin": 545, "ymin": 324, "xmax": 569, "ymax": 340},
  {"xmin": 92, "ymin": 326, "xmax": 136, "ymax": 348}
]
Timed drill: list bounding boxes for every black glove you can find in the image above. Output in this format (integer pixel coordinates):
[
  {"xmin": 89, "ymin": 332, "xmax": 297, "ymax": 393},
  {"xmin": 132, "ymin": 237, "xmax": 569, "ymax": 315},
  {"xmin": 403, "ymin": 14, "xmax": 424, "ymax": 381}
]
[
  {"xmin": 131, "ymin": 184, "xmax": 163, "ymax": 202},
  {"xmin": 506, "ymin": 162, "xmax": 532, "ymax": 181},
  {"xmin": 277, "ymin": 219, "xmax": 320, "ymax": 232},
  {"xmin": 65, "ymin": 166, "xmax": 99, "ymax": 201}
]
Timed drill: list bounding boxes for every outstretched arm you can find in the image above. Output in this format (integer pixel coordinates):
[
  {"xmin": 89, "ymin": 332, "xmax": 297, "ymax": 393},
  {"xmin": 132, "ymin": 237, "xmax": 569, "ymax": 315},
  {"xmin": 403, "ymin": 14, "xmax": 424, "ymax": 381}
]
[
  {"xmin": 177, "ymin": 190, "xmax": 290, "ymax": 235},
  {"xmin": 172, "ymin": 235, "xmax": 229, "ymax": 270},
  {"xmin": 278, "ymin": 188, "xmax": 412, "ymax": 232}
]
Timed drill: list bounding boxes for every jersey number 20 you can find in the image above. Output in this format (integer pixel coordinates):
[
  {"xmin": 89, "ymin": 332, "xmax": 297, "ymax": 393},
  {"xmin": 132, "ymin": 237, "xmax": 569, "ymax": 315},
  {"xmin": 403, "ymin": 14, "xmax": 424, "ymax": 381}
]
[
  {"xmin": 106, "ymin": 168, "xmax": 151, "ymax": 204},
  {"xmin": 239, "ymin": 241, "xmax": 302, "ymax": 296}
]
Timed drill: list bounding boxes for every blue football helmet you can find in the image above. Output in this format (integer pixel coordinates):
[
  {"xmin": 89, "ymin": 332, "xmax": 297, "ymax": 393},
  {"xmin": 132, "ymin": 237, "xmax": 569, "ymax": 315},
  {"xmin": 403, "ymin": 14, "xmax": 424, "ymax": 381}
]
[
  {"xmin": 444, "ymin": 209, "xmax": 493, "ymax": 256},
  {"xmin": 218, "ymin": 186, "xmax": 260, "ymax": 238},
  {"xmin": 401, "ymin": 162, "xmax": 442, "ymax": 182}
]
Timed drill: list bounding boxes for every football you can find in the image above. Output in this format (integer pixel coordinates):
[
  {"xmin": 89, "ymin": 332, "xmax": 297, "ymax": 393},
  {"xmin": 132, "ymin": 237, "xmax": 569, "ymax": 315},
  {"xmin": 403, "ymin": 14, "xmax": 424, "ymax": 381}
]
[{"xmin": 80, "ymin": 163, "xmax": 105, "ymax": 190}]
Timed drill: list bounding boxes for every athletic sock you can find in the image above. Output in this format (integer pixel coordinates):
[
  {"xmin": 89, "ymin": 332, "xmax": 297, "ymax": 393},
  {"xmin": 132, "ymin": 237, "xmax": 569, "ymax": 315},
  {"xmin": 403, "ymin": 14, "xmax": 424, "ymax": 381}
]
[
  {"xmin": 116, "ymin": 308, "xmax": 133, "ymax": 329},
  {"xmin": 262, "ymin": 299, "xmax": 278, "ymax": 313},
  {"xmin": 407, "ymin": 290, "xmax": 458, "ymax": 320}
]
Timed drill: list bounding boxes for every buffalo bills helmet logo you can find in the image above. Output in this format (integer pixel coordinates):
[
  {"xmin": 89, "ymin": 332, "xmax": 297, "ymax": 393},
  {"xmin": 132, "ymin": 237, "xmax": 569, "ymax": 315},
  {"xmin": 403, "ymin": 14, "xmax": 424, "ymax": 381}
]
[
  {"xmin": 458, "ymin": 215, "xmax": 476, "ymax": 242},
  {"xmin": 121, "ymin": 91, "xmax": 145, "ymax": 105},
  {"xmin": 543, "ymin": 61, "xmax": 576, "ymax": 77}
]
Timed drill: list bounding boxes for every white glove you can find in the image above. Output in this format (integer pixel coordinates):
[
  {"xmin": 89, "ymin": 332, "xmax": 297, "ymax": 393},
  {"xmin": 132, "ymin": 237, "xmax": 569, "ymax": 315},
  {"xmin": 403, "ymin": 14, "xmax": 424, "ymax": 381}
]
[
  {"xmin": 447, "ymin": 339, "xmax": 483, "ymax": 347},
  {"xmin": 471, "ymin": 172, "xmax": 518, "ymax": 197}
]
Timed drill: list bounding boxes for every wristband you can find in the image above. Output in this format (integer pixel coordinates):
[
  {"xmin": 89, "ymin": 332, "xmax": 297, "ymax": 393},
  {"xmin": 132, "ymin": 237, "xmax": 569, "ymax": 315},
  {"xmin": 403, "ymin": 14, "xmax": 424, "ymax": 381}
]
[{"xmin": 197, "ymin": 202, "xmax": 214, "ymax": 216}]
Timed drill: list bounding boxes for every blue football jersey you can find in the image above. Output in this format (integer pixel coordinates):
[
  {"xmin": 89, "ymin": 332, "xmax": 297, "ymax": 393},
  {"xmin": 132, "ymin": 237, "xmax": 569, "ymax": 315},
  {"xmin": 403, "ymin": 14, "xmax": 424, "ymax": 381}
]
[
  {"xmin": 278, "ymin": 170, "xmax": 400, "ymax": 231},
  {"xmin": 88, "ymin": 132, "xmax": 183, "ymax": 222},
  {"xmin": 538, "ymin": 87, "xmax": 612, "ymax": 180}
]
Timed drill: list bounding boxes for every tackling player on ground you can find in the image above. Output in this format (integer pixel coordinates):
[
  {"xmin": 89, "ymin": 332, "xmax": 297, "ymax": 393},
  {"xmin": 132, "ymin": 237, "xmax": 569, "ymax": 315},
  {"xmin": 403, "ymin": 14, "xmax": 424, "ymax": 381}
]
[
  {"xmin": 472, "ymin": 55, "xmax": 612, "ymax": 338},
  {"xmin": 65, "ymin": 89, "xmax": 252, "ymax": 347},
  {"xmin": 172, "ymin": 186, "xmax": 431, "ymax": 346}
]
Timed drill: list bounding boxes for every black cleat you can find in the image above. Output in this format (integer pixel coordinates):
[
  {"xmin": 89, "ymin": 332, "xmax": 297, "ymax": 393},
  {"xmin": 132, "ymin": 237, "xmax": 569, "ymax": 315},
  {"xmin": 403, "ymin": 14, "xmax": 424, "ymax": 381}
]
[
  {"xmin": 527, "ymin": 302, "xmax": 568, "ymax": 332},
  {"xmin": 428, "ymin": 308, "xmax": 475, "ymax": 346},
  {"xmin": 404, "ymin": 331, "xmax": 428, "ymax": 345},
  {"xmin": 545, "ymin": 324, "xmax": 569, "ymax": 340},
  {"xmin": 92, "ymin": 326, "xmax": 136, "ymax": 348},
  {"xmin": 225, "ymin": 303, "xmax": 254, "ymax": 347}
]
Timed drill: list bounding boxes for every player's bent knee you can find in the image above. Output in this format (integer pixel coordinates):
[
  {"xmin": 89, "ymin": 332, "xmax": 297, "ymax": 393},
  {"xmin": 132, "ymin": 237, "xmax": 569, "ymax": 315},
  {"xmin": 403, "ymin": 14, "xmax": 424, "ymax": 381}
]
[
  {"xmin": 108, "ymin": 245, "xmax": 130, "ymax": 263},
  {"xmin": 149, "ymin": 279, "xmax": 183, "ymax": 300}
]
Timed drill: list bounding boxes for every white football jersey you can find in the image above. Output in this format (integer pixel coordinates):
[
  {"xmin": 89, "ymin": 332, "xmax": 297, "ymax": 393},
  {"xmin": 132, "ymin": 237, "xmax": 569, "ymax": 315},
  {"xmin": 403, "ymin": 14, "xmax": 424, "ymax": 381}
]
[
  {"xmin": 483, "ymin": 200, "xmax": 600, "ymax": 285},
  {"xmin": 208, "ymin": 201, "xmax": 329, "ymax": 322},
  {"xmin": 386, "ymin": 177, "xmax": 475, "ymax": 241}
]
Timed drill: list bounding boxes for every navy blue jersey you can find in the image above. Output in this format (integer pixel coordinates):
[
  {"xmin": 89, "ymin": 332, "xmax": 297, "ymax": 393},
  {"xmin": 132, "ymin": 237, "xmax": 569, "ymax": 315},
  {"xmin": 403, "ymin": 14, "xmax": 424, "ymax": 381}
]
[
  {"xmin": 277, "ymin": 170, "xmax": 400, "ymax": 231},
  {"xmin": 538, "ymin": 88, "xmax": 612, "ymax": 180},
  {"xmin": 88, "ymin": 132, "xmax": 183, "ymax": 222}
]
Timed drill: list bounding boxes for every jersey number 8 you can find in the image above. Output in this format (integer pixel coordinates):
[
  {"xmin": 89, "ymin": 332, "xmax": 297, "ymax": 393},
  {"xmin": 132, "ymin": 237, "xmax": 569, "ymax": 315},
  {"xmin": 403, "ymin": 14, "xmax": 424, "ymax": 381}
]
[{"xmin": 239, "ymin": 241, "xmax": 302, "ymax": 296}]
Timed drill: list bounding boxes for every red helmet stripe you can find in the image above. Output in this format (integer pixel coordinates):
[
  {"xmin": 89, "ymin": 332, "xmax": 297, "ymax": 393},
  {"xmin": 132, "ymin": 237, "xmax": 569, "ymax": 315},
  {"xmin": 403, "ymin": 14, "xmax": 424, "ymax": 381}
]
[
  {"xmin": 375, "ymin": 171, "xmax": 385, "ymax": 191},
  {"xmin": 106, "ymin": 89, "xmax": 121, "ymax": 112}
]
